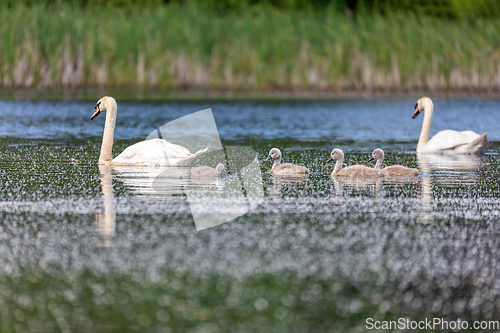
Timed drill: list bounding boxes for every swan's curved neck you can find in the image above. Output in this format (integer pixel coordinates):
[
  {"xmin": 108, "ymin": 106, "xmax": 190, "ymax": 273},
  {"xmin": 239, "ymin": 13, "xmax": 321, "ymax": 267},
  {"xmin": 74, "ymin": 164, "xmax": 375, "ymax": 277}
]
[
  {"xmin": 374, "ymin": 158, "xmax": 382, "ymax": 169},
  {"xmin": 332, "ymin": 157, "xmax": 343, "ymax": 175},
  {"xmin": 272, "ymin": 156, "xmax": 281, "ymax": 169},
  {"xmin": 417, "ymin": 102, "xmax": 434, "ymax": 153},
  {"xmin": 99, "ymin": 107, "xmax": 117, "ymax": 164}
]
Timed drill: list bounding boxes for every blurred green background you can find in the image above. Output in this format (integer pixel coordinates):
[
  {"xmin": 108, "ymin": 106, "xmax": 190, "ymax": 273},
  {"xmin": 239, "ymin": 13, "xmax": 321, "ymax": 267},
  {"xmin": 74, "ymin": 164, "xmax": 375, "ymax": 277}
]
[
  {"xmin": 5, "ymin": 0, "xmax": 500, "ymax": 18},
  {"xmin": 2, "ymin": 0, "xmax": 500, "ymax": 92}
]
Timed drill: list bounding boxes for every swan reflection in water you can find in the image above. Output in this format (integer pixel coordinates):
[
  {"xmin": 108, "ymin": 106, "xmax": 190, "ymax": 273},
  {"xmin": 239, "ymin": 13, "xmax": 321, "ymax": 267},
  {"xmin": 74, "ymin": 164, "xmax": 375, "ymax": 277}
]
[
  {"xmin": 417, "ymin": 153, "xmax": 487, "ymax": 173},
  {"xmin": 95, "ymin": 165, "xmax": 116, "ymax": 247},
  {"xmin": 417, "ymin": 153, "xmax": 487, "ymax": 189},
  {"xmin": 268, "ymin": 174, "xmax": 309, "ymax": 196},
  {"xmin": 112, "ymin": 165, "xmax": 192, "ymax": 195},
  {"xmin": 95, "ymin": 147, "xmax": 264, "ymax": 233},
  {"xmin": 416, "ymin": 153, "xmax": 488, "ymax": 225},
  {"xmin": 331, "ymin": 176, "xmax": 383, "ymax": 197},
  {"xmin": 417, "ymin": 160, "xmax": 432, "ymax": 225},
  {"xmin": 95, "ymin": 164, "xmax": 229, "ymax": 242},
  {"xmin": 329, "ymin": 165, "xmax": 481, "ymax": 228}
]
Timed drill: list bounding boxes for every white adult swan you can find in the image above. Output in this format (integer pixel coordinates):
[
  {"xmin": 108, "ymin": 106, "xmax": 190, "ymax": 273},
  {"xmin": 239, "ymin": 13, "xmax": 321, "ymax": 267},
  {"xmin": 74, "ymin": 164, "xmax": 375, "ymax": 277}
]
[
  {"xmin": 266, "ymin": 148, "xmax": 309, "ymax": 176},
  {"xmin": 413, "ymin": 97, "xmax": 488, "ymax": 155},
  {"xmin": 91, "ymin": 96, "xmax": 208, "ymax": 166},
  {"xmin": 327, "ymin": 149, "xmax": 381, "ymax": 177},
  {"xmin": 368, "ymin": 149, "xmax": 419, "ymax": 177}
]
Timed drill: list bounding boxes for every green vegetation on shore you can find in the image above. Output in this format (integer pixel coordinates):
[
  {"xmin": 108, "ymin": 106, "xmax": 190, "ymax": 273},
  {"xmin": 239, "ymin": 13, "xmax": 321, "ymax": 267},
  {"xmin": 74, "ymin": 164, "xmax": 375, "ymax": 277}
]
[{"xmin": 2, "ymin": 1, "xmax": 500, "ymax": 92}]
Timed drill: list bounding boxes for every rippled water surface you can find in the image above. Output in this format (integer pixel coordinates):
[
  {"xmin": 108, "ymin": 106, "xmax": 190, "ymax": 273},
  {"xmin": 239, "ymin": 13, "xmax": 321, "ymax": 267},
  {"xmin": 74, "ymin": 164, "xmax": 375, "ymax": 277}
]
[{"xmin": 1, "ymin": 97, "xmax": 500, "ymax": 332}]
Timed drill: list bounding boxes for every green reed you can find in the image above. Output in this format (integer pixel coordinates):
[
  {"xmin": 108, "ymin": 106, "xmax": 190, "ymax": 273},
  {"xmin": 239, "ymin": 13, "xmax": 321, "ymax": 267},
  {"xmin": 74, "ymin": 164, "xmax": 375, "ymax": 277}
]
[{"xmin": 2, "ymin": 2, "xmax": 500, "ymax": 92}]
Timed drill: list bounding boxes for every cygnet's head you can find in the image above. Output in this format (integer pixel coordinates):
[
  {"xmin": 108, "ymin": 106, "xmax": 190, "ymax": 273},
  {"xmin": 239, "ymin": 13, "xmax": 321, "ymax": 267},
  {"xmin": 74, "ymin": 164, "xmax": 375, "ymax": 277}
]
[
  {"xmin": 265, "ymin": 148, "xmax": 282, "ymax": 161},
  {"xmin": 413, "ymin": 96, "xmax": 433, "ymax": 119},
  {"xmin": 326, "ymin": 148, "xmax": 344, "ymax": 163},
  {"xmin": 91, "ymin": 96, "xmax": 117, "ymax": 120},
  {"xmin": 215, "ymin": 163, "xmax": 226, "ymax": 176},
  {"xmin": 368, "ymin": 148, "xmax": 384, "ymax": 162}
]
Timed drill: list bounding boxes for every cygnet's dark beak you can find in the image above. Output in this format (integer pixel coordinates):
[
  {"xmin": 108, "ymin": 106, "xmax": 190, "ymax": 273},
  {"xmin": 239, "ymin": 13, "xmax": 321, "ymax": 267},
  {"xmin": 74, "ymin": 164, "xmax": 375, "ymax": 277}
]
[
  {"xmin": 412, "ymin": 103, "xmax": 420, "ymax": 119},
  {"xmin": 367, "ymin": 157, "xmax": 375, "ymax": 163},
  {"xmin": 265, "ymin": 155, "xmax": 272, "ymax": 161},
  {"xmin": 326, "ymin": 157, "xmax": 333, "ymax": 163}
]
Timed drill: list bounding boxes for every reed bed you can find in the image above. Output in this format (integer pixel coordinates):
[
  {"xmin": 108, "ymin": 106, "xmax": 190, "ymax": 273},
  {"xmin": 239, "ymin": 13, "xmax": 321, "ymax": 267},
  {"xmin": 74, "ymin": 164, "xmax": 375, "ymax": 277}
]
[{"xmin": 2, "ymin": 3, "xmax": 500, "ymax": 92}]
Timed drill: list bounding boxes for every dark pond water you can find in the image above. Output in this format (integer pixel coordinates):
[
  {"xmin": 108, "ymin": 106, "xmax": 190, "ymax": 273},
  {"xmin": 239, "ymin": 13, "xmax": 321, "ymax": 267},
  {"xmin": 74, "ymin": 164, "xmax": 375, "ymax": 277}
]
[{"xmin": 0, "ymin": 97, "xmax": 499, "ymax": 332}]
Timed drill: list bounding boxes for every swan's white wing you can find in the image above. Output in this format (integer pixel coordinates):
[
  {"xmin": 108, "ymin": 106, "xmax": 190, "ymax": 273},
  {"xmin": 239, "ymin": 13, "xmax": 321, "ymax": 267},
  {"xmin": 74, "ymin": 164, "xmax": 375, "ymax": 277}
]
[
  {"xmin": 454, "ymin": 132, "xmax": 488, "ymax": 155},
  {"xmin": 460, "ymin": 130, "xmax": 483, "ymax": 140},
  {"xmin": 157, "ymin": 140, "xmax": 192, "ymax": 156},
  {"xmin": 111, "ymin": 139, "xmax": 205, "ymax": 165},
  {"xmin": 422, "ymin": 130, "xmax": 481, "ymax": 153}
]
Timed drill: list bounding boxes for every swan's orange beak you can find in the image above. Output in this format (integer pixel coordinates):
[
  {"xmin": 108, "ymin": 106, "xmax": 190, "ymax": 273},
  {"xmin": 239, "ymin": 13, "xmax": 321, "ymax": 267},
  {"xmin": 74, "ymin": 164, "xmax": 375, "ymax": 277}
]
[
  {"xmin": 91, "ymin": 106, "xmax": 101, "ymax": 120},
  {"xmin": 412, "ymin": 103, "xmax": 420, "ymax": 119}
]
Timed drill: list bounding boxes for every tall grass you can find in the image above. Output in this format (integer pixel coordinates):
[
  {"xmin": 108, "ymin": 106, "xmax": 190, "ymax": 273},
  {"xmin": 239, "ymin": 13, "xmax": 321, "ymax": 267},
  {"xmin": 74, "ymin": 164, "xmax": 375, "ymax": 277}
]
[{"xmin": 2, "ymin": 2, "xmax": 500, "ymax": 92}]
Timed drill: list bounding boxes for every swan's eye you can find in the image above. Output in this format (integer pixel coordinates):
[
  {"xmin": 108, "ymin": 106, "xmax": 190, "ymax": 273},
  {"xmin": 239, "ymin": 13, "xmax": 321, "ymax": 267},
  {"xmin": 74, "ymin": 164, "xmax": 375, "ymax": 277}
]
[{"xmin": 95, "ymin": 101, "xmax": 101, "ymax": 111}]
